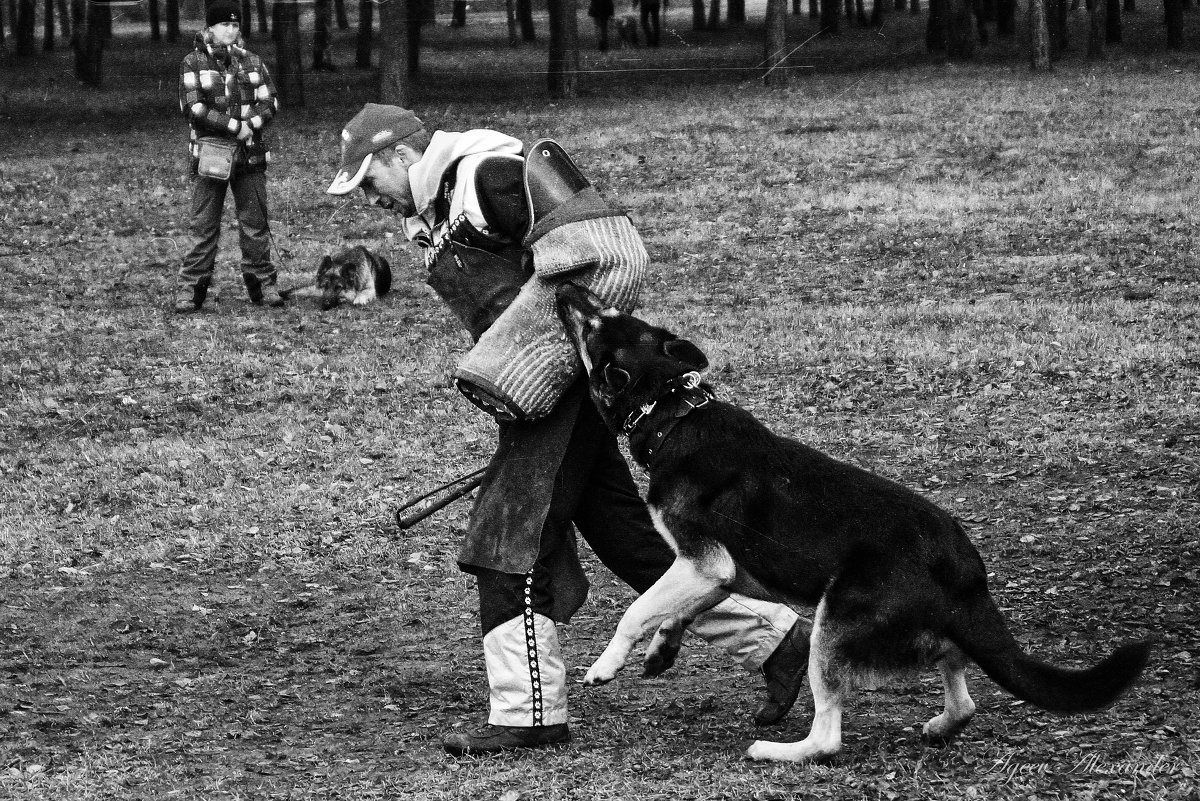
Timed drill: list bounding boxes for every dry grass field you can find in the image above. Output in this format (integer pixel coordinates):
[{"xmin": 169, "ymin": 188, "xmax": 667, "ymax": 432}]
[{"xmin": 1, "ymin": 5, "xmax": 1199, "ymax": 799}]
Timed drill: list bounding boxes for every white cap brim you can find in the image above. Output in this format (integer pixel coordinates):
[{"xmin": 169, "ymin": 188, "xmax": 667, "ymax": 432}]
[{"xmin": 326, "ymin": 153, "xmax": 373, "ymax": 195}]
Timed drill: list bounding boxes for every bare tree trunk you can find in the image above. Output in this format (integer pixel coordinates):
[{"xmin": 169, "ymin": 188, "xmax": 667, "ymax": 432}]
[
  {"xmin": 926, "ymin": 0, "xmax": 947, "ymax": 52},
  {"xmin": 255, "ymin": 0, "xmax": 266, "ymax": 33},
  {"xmin": 1163, "ymin": 0, "xmax": 1183, "ymax": 47},
  {"xmin": 239, "ymin": 0, "xmax": 251, "ymax": 36},
  {"xmin": 1123, "ymin": 0, "xmax": 1134, "ymax": 10},
  {"xmin": 42, "ymin": 0, "xmax": 53, "ymax": 50},
  {"xmin": 547, "ymin": 0, "xmax": 578, "ymax": 99},
  {"xmin": 1105, "ymin": 0, "xmax": 1121, "ymax": 40},
  {"xmin": 16, "ymin": 0, "xmax": 34, "ymax": 55},
  {"xmin": 406, "ymin": 0, "xmax": 424, "ymax": 74},
  {"xmin": 335, "ymin": 0, "xmax": 348, "ymax": 28},
  {"xmin": 166, "ymin": 0, "xmax": 179, "ymax": 42},
  {"xmin": 272, "ymin": 0, "xmax": 305, "ymax": 106},
  {"xmin": 149, "ymin": 0, "xmax": 161, "ymax": 41},
  {"xmin": 871, "ymin": 0, "xmax": 886, "ymax": 26},
  {"xmin": 356, "ymin": 0, "xmax": 373, "ymax": 67},
  {"xmin": 506, "ymin": 0, "xmax": 518, "ymax": 43},
  {"xmin": 1049, "ymin": 0, "xmax": 1067, "ymax": 53},
  {"xmin": 809, "ymin": 0, "xmax": 818, "ymax": 16},
  {"xmin": 1087, "ymin": 0, "xmax": 1107, "ymax": 55},
  {"xmin": 820, "ymin": 0, "xmax": 839, "ymax": 32},
  {"xmin": 1, "ymin": 0, "xmax": 6, "ymax": 45},
  {"xmin": 947, "ymin": 0, "xmax": 976, "ymax": 56},
  {"xmin": 73, "ymin": 0, "xmax": 104, "ymax": 84},
  {"xmin": 911, "ymin": 0, "xmax": 920, "ymax": 12},
  {"xmin": 1029, "ymin": 0, "xmax": 1051, "ymax": 68},
  {"xmin": 693, "ymin": 0, "xmax": 707, "ymax": 28},
  {"xmin": 313, "ymin": 0, "xmax": 334, "ymax": 69},
  {"xmin": 708, "ymin": 0, "xmax": 722, "ymax": 27},
  {"xmin": 729, "ymin": 0, "xmax": 746, "ymax": 23},
  {"xmin": 996, "ymin": 0, "xmax": 1015, "ymax": 34},
  {"xmin": 763, "ymin": 0, "xmax": 787, "ymax": 86},
  {"xmin": 518, "ymin": 0, "xmax": 536, "ymax": 39},
  {"xmin": 378, "ymin": 0, "xmax": 411, "ymax": 105}
]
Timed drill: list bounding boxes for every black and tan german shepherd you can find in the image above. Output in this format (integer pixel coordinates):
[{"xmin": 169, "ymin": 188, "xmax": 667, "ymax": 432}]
[
  {"xmin": 315, "ymin": 245, "xmax": 392, "ymax": 311},
  {"xmin": 555, "ymin": 282, "xmax": 1152, "ymax": 763}
]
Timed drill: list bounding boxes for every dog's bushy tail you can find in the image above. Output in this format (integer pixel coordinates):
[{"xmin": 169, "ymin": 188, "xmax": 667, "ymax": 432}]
[{"xmin": 949, "ymin": 590, "xmax": 1152, "ymax": 713}]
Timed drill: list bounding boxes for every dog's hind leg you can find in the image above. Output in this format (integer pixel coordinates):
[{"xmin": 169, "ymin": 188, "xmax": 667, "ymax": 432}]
[
  {"xmin": 584, "ymin": 556, "xmax": 729, "ymax": 686},
  {"xmin": 747, "ymin": 599, "xmax": 843, "ymax": 762},
  {"xmin": 922, "ymin": 644, "xmax": 976, "ymax": 743}
]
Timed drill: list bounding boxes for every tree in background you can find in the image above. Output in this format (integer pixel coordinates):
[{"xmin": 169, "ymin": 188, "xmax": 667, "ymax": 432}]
[
  {"xmin": 1029, "ymin": 0, "xmax": 1051, "ymax": 69},
  {"xmin": 1105, "ymin": 0, "xmax": 1121, "ymax": 43},
  {"xmin": 1164, "ymin": 0, "xmax": 1184, "ymax": 47},
  {"xmin": 517, "ymin": 0, "xmax": 535, "ymax": 39},
  {"xmin": 378, "ymin": 0, "xmax": 412, "ymax": 105},
  {"xmin": 1088, "ymin": 0, "xmax": 1107, "ymax": 56},
  {"xmin": 15, "ymin": 0, "xmax": 34, "ymax": 55},
  {"xmin": 356, "ymin": 0, "xmax": 374, "ymax": 67},
  {"xmin": 763, "ymin": 0, "xmax": 787, "ymax": 86},
  {"xmin": 547, "ymin": 0, "xmax": 578, "ymax": 98},
  {"xmin": 314, "ymin": 0, "xmax": 335, "ymax": 69},
  {"xmin": 273, "ymin": 0, "xmax": 305, "ymax": 105}
]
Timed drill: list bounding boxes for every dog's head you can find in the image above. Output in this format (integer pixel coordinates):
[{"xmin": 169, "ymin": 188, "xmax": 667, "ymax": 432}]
[
  {"xmin": 315, "ymin": 246, "xmax": 389, "ymax": 310},
  {"xmin": 556, "ymin": 282, "xmax": 708, "ymax": 433},
  {"xmin": 315, "ymin": 249, "xmax": 362, "ymax": 310}
]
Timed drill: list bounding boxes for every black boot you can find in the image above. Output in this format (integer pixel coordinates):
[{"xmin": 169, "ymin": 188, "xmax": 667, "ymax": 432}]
[
  {"xmin": 244, "ymin": 272, "xmax": 285, "ymax": 307},
  {"xmin": 755, "ymin": 618, "xmax": 812, "ymax": 726},
  {"xmin": 174, "ymin": 280, "xmax": 209, "ymax": 313},
  {"xmin": 443, "ymin": 723, "xmax": 570, "ymax": 756}
]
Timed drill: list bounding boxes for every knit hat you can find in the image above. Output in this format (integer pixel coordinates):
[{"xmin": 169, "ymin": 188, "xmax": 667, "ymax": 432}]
[
  {"xmin": 206, "ymin": 0, "xmax": 241, "ymax": 27},
  {"xmin": 326, "ymin": 104, "xmax": 431, "ymax": 195}
]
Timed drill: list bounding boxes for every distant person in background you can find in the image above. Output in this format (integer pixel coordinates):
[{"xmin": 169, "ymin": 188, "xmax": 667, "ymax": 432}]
[
  {"xmin": 639, "ymin": 0, "xmax": 661, "ymax": 46},
  {"xmin": 175, "ymin": 0, "xmax": 282, "ymax": 313},
  {"xmin": 588, "ymin": 0, "xmax": 615, "ymax": 50}
]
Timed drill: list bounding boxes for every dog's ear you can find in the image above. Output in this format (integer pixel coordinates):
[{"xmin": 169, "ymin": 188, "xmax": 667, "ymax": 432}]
[
  {"xmin": 663, "ymin": 338, "xmax": 708, "ymax": 372},
  {"xmin": 602, "ymin": 363, "xmax": 632, "ymax": 393},
  {"xmin": 318, "ymin": 255, "xmax": 333, "ymax": 272}
]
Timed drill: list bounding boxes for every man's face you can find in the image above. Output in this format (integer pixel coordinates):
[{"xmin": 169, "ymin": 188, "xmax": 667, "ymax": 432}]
[
  {"xmin": 210, "ymin": 21, "xmax": 239, "ymax": 46},
  {"xmin": 361, "ymin": 144, "xmax": 420, "ymax": 216}
]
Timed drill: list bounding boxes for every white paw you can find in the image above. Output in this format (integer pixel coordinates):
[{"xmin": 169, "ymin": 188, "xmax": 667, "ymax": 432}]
[
  {"xmin": 921, "ymin": 710, "xmax": 974, "ymax": 743},
  {"xmin": 746, "ymin": 738, "xmax": 838, "ymax": 763},
  {"xmin": 583, "ymin": 658, "xmax": 619, "ymax": 686}
]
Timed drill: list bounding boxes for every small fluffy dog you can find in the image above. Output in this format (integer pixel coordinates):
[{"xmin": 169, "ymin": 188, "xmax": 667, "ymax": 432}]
[
  {"xmin": 555, "ymin": 282, "xmax": 1152, "ymax": 764},
  {"xmin": 315, "ymin": 246, "xmax": 392, "ymax": 310}
]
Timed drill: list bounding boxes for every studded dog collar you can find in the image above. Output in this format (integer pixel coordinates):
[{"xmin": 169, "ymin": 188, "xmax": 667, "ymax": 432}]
[{"xmin": 623, "ymin": 371, "xmax": 713, "ymax": 468}]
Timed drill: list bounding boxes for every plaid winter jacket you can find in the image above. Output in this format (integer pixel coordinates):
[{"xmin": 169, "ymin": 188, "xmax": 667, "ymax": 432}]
[{"xmin": 178, "ymin": 31, "xmax": 278, "ymax": 174}]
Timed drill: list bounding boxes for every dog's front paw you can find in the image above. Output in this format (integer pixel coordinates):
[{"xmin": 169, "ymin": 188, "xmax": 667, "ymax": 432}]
[
  {"xmin": 746, "ymin": 737, "xmax": 839, "ymax": 763},
  {"xmin": 583, "ymin": 656, "xmax": 621, "ymax": 687}
]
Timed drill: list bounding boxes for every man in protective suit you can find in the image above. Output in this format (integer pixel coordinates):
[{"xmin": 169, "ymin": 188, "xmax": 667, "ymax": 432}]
[{"xmin": 328, "ymin": 104, "xmax": 811, "ymax": 756}]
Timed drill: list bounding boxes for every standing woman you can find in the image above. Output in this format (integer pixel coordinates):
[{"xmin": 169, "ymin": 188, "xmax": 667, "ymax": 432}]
[{"xmin": 175, "ymin": 0, "xmax": 282, "ymax": 312}]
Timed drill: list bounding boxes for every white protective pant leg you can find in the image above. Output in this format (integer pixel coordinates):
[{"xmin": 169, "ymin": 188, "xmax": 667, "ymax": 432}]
[
  {"xmin": 688, "ymin": 594, "xmax": 801, "ymax": 673},
  {"xmin": 483, "ymin": 607, "xmax": 569, "ymax": 727}
]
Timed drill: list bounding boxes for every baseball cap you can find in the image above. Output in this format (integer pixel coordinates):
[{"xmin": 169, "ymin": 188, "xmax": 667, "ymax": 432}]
[{"xmin": 326, "ymin": 104, "xmax": 431, "ymax": 195}]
